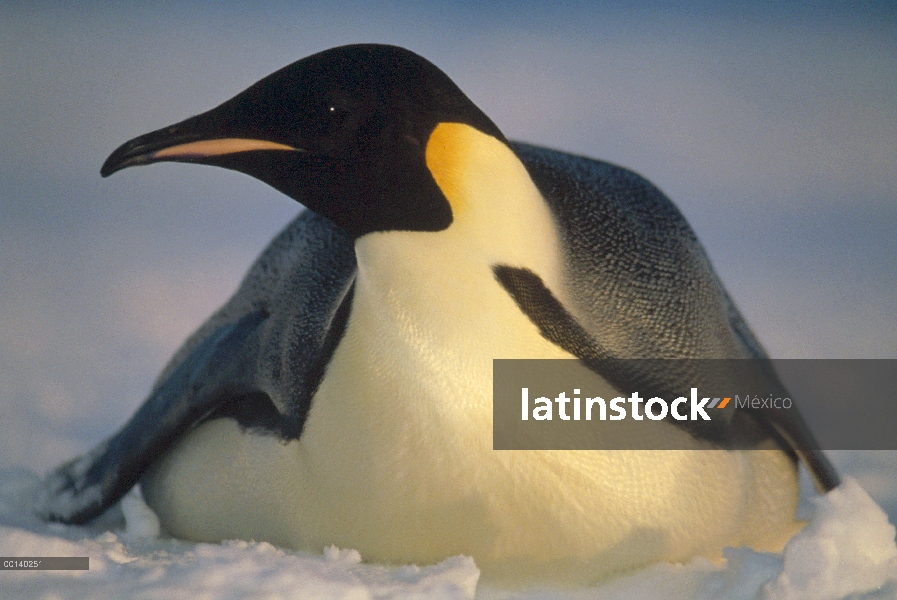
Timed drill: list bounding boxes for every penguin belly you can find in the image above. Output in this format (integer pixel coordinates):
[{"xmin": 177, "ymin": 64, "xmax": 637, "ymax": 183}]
[
  {"xmin": 142, "ymin": 352, "xmax": 799, "ymax": 585},
  {"xmin": 141, "ymin": 230, "xmax": 800, "ymax": 585}
]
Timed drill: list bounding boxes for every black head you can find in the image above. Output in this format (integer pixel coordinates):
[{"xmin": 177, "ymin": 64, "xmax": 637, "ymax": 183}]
[{"xmin": 101, "ymin": 44, "xmax": 505, "ymax": 239}]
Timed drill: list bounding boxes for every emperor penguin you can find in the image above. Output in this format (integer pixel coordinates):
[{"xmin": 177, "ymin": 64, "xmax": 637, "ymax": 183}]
[{"xmin": 40, "ymin": 44, "xmax": 839, "ymax": 585}]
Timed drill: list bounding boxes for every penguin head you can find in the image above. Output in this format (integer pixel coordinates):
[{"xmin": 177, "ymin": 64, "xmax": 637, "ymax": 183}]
[{"xmin": 102, "ymin": 44, "xmax": 506, "ymax": 239}]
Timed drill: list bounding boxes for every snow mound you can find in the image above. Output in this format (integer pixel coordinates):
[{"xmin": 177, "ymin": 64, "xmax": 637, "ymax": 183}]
[
  {"xmin": 762, "ymin": 477, "xmax": 897, "ymax": 600},
  {"xmin": 2, "ymin": 468, "xmax": 896, "ymax": 599},
  {"xmin": 120, "ymin": 485, "xmax": 161, "ymax": 539}
]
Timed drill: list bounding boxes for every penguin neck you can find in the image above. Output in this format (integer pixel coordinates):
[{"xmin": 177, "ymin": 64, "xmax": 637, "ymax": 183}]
[
  {"xmin": 355, "ymin": 122, "xmax": 567, "ymax": 297},
  {"xmin": 340, "ymin": 124, "xmax": 574, "ymax": 404}
]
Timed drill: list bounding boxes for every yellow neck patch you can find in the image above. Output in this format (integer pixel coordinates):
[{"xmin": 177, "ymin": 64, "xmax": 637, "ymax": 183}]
[
  {"xmin": 417, "ymin": 121, "xmax": 563, "ymax": 278},
  {"xmin": 424, "ymin": 122, "xmax": 481, "ymax": 215}
]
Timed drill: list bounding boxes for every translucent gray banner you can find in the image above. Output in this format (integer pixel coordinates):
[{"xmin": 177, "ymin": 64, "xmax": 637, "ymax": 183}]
[
  {"xmin": 493, "ymin": 359, "xmax": 897, "ymax": 450},
  {"xmin": 1, "ymin": 557, "xmax": 89, "ymax": 570}
]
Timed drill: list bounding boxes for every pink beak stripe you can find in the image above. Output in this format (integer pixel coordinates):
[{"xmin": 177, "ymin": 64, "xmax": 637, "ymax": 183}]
[{"xmin": 152, "ymin": 138, "xmax": 299, "ymax": 159}]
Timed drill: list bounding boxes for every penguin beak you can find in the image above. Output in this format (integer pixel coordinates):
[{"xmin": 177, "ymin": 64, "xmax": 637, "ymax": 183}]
[{"xmin": 100, "ymin": 113, "xmax": 300, "ymax": 178}]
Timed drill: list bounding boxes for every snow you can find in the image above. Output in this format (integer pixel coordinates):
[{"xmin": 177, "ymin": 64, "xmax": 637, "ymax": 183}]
[
  {"xmin": 1, "ymin": 465, "xmax": 895, "ymax": 600},
  {"xmin": 120, "ymin": 487, "xmax": 160, "ymax": 540},
  {"xmin": 762, "ymin": 479, "xmax": 897, "ymax": 600}
]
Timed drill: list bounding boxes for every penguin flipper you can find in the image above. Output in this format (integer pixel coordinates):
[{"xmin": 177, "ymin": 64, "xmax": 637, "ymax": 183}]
[
  {"xmin": 39, "ymin": 210, "xmax": 358, "ymax": 524},
  {"xmin": 38, "ymin": 308, "xmax": 270, "ymax": 524},
  {"xmin": 511, "ymin": 142, "xmax": 839, "ymax": 492}
]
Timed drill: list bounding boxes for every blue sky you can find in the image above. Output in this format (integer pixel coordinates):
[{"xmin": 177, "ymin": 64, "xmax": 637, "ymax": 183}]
[{"xmin": 1, "ymin": 1, "xmax": 895, "ymax": 470}]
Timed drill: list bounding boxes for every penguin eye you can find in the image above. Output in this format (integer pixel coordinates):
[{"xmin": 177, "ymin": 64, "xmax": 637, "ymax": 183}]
[
  {"xmin": 299, "ymin": 98, "xmax": 351, "ymax": 142},
  {"xmin": 325, "ymin": 105, "xmax": 348, "ymax": 129}
]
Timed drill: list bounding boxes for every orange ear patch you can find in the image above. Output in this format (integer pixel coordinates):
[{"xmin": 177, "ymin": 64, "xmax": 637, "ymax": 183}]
[{"xmin": 424, "ymin": 122, "xmax": 475, "ymax": 215}]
